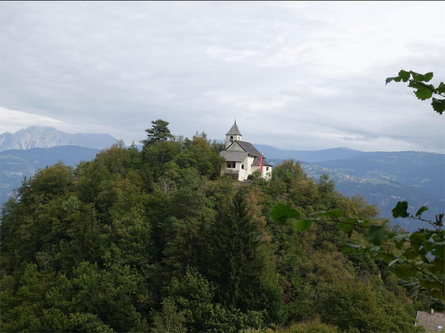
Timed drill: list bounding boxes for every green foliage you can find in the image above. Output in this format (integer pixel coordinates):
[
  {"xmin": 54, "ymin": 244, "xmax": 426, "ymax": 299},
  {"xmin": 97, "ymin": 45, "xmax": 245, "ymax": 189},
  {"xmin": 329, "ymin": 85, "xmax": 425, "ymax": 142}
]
[
  {"xmin": 270, "ymin": 160, "xmax": 319, "ymax": 209},
  {"xmin": 270, "ymin": 198, "xmax": 444, "ymax": 310},
  {"xmin": 270, "ymin": 70, "xmax": 444, "ymax": 309},
  {"xmin": 160, "ymin": 268, "xmax": 265, "ymax": 333},
  {"xmin": 386, "ymin": 70, "xmax": 445, "ymax": 114},
  {"xmin": 277, "ymin": 320, "xmax": 338, "ymax": 333},
  {"xmin": 208, "ymin": 190, "xmax": 284, "ymax": 323},
  {"xmin": 142, "ymin": 119, "xmax": 174, "ymax": 147},
  {"xmin": 295, "ymin": 219, "xmax": 313, "ymax": 232},
  {"xmin": 1, "ymin": 123, "xmax": 425, "ymax": 332},
  {"xmin": 270, "ymin": 203, "xmax": 300, "ymax": 224},
  {"xmin": 166, "ymin": 268, "xmax": 215, "ymax": 332},
  {"xmin": 392, "ymin": 201, "xmax": 409, "ymax": 218},
  {"xmin": 384, "ymin": 72, "xmax": 444, "ymax": 305},
  {"xmin": 152, "ymin": 297, "xmax": 187, "ymax": 333},
  {"xmin": 320, "ymin": 283, "xmax": 422, "ymax": 333}
]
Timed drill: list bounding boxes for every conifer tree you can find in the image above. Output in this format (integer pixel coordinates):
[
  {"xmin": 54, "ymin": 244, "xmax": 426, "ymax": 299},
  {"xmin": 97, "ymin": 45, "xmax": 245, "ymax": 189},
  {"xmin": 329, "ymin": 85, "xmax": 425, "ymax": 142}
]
[
  {"xmin": 209, "ymin": 190, "xmax": 270, "ymax": 311},
  {"xmin": 142, "ymin": 119, "xmax": 174, "ymax": 148}
]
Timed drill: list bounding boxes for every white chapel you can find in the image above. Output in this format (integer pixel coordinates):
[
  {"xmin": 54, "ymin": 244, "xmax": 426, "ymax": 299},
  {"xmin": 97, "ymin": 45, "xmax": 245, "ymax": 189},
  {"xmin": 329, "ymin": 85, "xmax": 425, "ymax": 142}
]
[{"xmin": 220, "ymin": 121, "xmax": 272, "ymax": 181}]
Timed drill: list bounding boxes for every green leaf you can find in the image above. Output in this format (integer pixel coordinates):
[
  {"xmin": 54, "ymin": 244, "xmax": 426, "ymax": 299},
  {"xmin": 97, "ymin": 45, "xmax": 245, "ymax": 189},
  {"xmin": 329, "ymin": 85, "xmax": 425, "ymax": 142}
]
[
  {"xmin": 295, "ymin": 219, "xmax": 313, "ymax": 232},
  {"xmin": 431, "ymin": 98, "xmax": 444, "ymax": 114},
  {"xmin": 424, "ymin": 72, "xmax": 434, "ymax": 82},
  {"xmin": 415, "ymin": 206, "xmax": 429, "ymax": 217},
  {"xmin": 431, "ymin": 258, "xmax": 445, "ymax": 274},
  {"xmin": 434, "ymin": 213, "xmax": 444, "ymax": 227},
  {"xmin": 359, "ymin": 219, "xmax": 370, "ymax": 228},
  {"xmin": 394, "ymin": 264, "xmax": 417, "ymax": 279},
  {"xmin": 415, "ymin": 86, "xmax": 433, "ymax": 100},
  {"xmin": 411, "ymin": 71, "xmax": 433, "ymax": 82},
  {"xmin": 432, "ymin": 243, "xmax": 445, "ymax": 260},
  {"xmin": 419, "ymin": 279, "xmax": 444, "ymax": 291},
  {"xmin": 377, "ymin": 252, "xmax": 395, "ymax": 261},
  {"xmin": 409, "ymin": 232, "xmax": 427, "ymax": 253},
  {"xmin": 338, "ymin": 218, "xmax": 358, "ymax": 233},
  {"xmin": 385, "ymin": 77, "xmax": 397, "ymax": 85},
  {"xmin": 270, "ymin": 203, "xmax": 299, "ymax": 224},
  {"xmin": 437, "ymin": 82, "xmax": 445, "ymax": 94},
  {"xmin": 392, "ymin": 201, "xmax": 409, "ymax": 218},
  {"xmin": 388, "ymin": 258, "xmax": 401, "ymax": 267},
  {"xmin": 322, "ymin": 209, "xmax": 343, "ymax": 219},
  {"xmin": 367, "ymin": 225, "xmax": 389, "ymax": 246},
  {"xmin": 398, "ymin": 70, "xmax": 411, "ymax": 82},
  {"xmin": 403, "ymin": 247, "xmax": 419, "ymax": 260},
  {"xmin": 343, "ymin": 242, "xmax": 364, "ymax": 249},
  {"xmin": 393, "ymin": 233, "xmax": 407, "ymax": 249}
]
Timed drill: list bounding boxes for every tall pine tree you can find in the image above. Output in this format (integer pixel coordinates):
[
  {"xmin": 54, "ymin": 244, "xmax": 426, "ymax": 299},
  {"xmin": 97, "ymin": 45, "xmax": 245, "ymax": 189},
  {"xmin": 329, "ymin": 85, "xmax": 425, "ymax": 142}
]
[{"xmin": 209, "ymin": 190, "xmax": 274, "ymax": 311}]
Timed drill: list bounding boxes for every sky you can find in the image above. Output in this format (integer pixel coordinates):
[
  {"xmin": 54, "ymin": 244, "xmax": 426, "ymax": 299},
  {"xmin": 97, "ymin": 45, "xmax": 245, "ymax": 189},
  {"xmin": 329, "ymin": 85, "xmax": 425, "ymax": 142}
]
[{"xmin": 1, "ymin": 1, "xmax": 444, "ymax": 153}]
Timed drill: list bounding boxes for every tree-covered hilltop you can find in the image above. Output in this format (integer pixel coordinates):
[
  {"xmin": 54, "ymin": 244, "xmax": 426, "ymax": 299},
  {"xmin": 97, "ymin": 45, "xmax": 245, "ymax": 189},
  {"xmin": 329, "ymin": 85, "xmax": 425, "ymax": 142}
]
[{"xmin": 0, "ymin": 123, "xmax": 426, "ymax": 332}]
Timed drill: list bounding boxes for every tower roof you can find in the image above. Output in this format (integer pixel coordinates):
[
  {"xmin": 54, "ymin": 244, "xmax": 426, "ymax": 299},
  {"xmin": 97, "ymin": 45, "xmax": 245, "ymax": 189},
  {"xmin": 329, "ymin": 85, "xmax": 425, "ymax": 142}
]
[{"xmin": 226, "ymin": 121, "xmax": 242, "ymax": 136}]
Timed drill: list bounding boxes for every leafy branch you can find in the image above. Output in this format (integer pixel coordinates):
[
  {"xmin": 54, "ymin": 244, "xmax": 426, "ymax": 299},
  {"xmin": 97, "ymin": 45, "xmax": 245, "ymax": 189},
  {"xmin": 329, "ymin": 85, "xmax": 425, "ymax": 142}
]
[
  {"xmin": 386, "ymin": 70, "xmax": 445, "ymax": 114},
  {"xmin": 270, "ymin": 201, "xmax": 445, "ymax": 308}
]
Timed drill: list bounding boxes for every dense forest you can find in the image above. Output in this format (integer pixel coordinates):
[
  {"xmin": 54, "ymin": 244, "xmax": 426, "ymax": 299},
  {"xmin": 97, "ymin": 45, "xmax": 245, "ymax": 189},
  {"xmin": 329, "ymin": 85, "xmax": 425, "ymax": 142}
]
[{"xmin": 0, "ymin": 122, "xmax": 432, "ymax": 332}]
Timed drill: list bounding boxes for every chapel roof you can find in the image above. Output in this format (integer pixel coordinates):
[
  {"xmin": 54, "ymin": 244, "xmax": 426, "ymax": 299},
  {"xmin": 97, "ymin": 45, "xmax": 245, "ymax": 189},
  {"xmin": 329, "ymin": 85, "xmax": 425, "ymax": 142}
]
[
  {"xmin": 226, "ymin": 121, "xmax": 242, "ymax": 136},
  {"xmin": 225, "ymin": 140, "xmax": 272, "ymax": 166},
  {"xmin": 220, "ymin": 151, "xmax": 248, "ymax": 162},
  {"xmin": 234, "ymin": 140, "xmax": 262, "ymax": 157},
  {"xmin": 252, "ymin": 156, "xmax": 272, "ymax": 167}
]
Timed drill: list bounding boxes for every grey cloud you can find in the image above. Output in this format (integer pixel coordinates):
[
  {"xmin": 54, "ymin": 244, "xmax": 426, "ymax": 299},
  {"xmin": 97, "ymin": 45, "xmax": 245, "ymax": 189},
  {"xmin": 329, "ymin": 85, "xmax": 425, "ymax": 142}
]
[{"xmin": 0, "ymin": 2, "xmax": 444, "ymax": 152}]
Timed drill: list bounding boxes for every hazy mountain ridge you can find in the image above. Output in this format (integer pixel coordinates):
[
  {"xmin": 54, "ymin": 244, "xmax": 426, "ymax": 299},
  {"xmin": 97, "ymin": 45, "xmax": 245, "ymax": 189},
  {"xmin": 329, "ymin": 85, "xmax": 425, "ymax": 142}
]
[
  {"xmin": 318, "ymin": 151, "xmax": 445, "ymax": 199},
  {"xmin": 263, "ymin": 145, "xmax": 444, "ymax": 231},
  {"xmin": 0, "ymin": 126, "xmax": 118, "ymax": 152},
  {"xmin": 256, "ymin": 144, "xmax": 366, "ymax": 163},
  {"xmin": 297, "ymin": 162, "xmax": 444, "ymax": 232},
  {"xmin": 1, "ymin": 128, "xmax": 443, "ymax": 232}
]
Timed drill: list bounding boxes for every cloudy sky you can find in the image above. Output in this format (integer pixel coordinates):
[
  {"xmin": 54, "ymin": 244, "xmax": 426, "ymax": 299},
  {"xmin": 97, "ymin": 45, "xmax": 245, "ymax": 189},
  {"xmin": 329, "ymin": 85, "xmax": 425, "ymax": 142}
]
[{"xmin": 1, "ymin": 1, "xmax": 444, "ymax": 152}]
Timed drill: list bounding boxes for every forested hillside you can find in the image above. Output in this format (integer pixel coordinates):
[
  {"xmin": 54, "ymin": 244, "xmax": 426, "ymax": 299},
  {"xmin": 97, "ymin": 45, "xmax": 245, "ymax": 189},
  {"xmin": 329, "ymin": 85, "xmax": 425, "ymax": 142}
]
[
  {"xmin": 0, "ymin": 146, "xmax": 100, "ymax": 204},
  {"xmin": 0, "ymin": 126, "xmax": 429, "ymax": 332}
]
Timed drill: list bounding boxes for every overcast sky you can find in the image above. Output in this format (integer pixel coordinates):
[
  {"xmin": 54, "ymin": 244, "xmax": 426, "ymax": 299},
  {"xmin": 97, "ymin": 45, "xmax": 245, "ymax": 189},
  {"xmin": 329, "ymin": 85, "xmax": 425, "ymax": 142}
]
[{"xmin": 1, "ymin": 1, "xmax": 444, "ymax": 152}]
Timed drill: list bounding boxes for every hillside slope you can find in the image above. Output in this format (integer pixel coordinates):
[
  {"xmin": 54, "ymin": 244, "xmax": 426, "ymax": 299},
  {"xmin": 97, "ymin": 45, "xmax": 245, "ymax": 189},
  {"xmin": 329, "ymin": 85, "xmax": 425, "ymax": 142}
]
[{"xmin": 0, "ymin": 146, "xmax": 99, "ymax": 203}]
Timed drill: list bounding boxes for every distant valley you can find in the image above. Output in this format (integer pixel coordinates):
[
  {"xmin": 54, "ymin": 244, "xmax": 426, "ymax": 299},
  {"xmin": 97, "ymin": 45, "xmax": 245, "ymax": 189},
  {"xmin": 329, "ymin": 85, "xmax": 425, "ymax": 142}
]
[
  {"xmin": 0, "ymin": 127, "xmax": 443, "ymax": 232},
  {"xmin": 261, "ymin": 145, "xmax": 444, "ymax": 232}
]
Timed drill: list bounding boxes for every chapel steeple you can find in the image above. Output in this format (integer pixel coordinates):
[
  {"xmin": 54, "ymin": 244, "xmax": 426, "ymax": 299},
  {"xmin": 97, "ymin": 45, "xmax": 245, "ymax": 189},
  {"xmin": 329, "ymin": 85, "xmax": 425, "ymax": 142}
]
[{"xmin": 225, "ymin": 120, "xmax": 242, "ymax": 148}]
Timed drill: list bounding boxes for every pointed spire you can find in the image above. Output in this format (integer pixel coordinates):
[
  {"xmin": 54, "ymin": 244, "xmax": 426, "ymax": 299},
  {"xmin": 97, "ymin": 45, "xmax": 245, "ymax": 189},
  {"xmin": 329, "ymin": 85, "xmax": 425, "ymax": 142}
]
[{"xmin": 226, "ymin": 120, "xmax": 242, "ymax": 136}]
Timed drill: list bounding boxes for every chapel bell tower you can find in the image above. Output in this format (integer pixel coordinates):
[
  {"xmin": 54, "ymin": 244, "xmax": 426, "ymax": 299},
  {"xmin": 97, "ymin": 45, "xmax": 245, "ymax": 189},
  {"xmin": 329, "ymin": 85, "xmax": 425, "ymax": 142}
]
[{"xmin": 225, "ymin": 120, "xmax": 242, "ymax": 148}]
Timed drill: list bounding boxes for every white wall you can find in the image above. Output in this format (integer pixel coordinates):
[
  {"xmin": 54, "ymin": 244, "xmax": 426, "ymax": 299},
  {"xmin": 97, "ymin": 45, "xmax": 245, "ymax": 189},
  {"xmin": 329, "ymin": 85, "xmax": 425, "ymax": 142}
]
[
  {"xmin": 236, "ymin": 157, "xmax": 250, "ymax": 181},
  {"xmin": 262, "ymin": 165, "xmax": 272, "ymax": 180},
  {"xmin": 251, "ymin": 164, "xmax": 272, "ymax": 180}
]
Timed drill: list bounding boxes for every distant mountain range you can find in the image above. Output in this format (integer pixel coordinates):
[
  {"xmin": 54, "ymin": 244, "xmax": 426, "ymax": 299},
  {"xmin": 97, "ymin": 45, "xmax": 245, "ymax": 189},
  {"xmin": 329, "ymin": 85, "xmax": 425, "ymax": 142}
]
[
  {"xmin": 260, "ymin": 145, "xmax": 444, "ymax": 232},
  {"xmin": 0, "ymin": 126, "xmax": 117, "ymax": 152},
  {"xmin": 256, "ymin": 144, "xmax": 366, "ymax": 163},
  {"xmin": 0, "ymin": 127, "xmax": 443, "ymax": 232}
]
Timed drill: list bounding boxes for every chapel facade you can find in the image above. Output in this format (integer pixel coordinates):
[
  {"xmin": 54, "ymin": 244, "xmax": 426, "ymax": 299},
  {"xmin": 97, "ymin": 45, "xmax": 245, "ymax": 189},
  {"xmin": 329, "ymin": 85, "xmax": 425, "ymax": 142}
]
[{"xmin": 220, "ymin": 121, "xmax": 272, "ymax": 181}]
